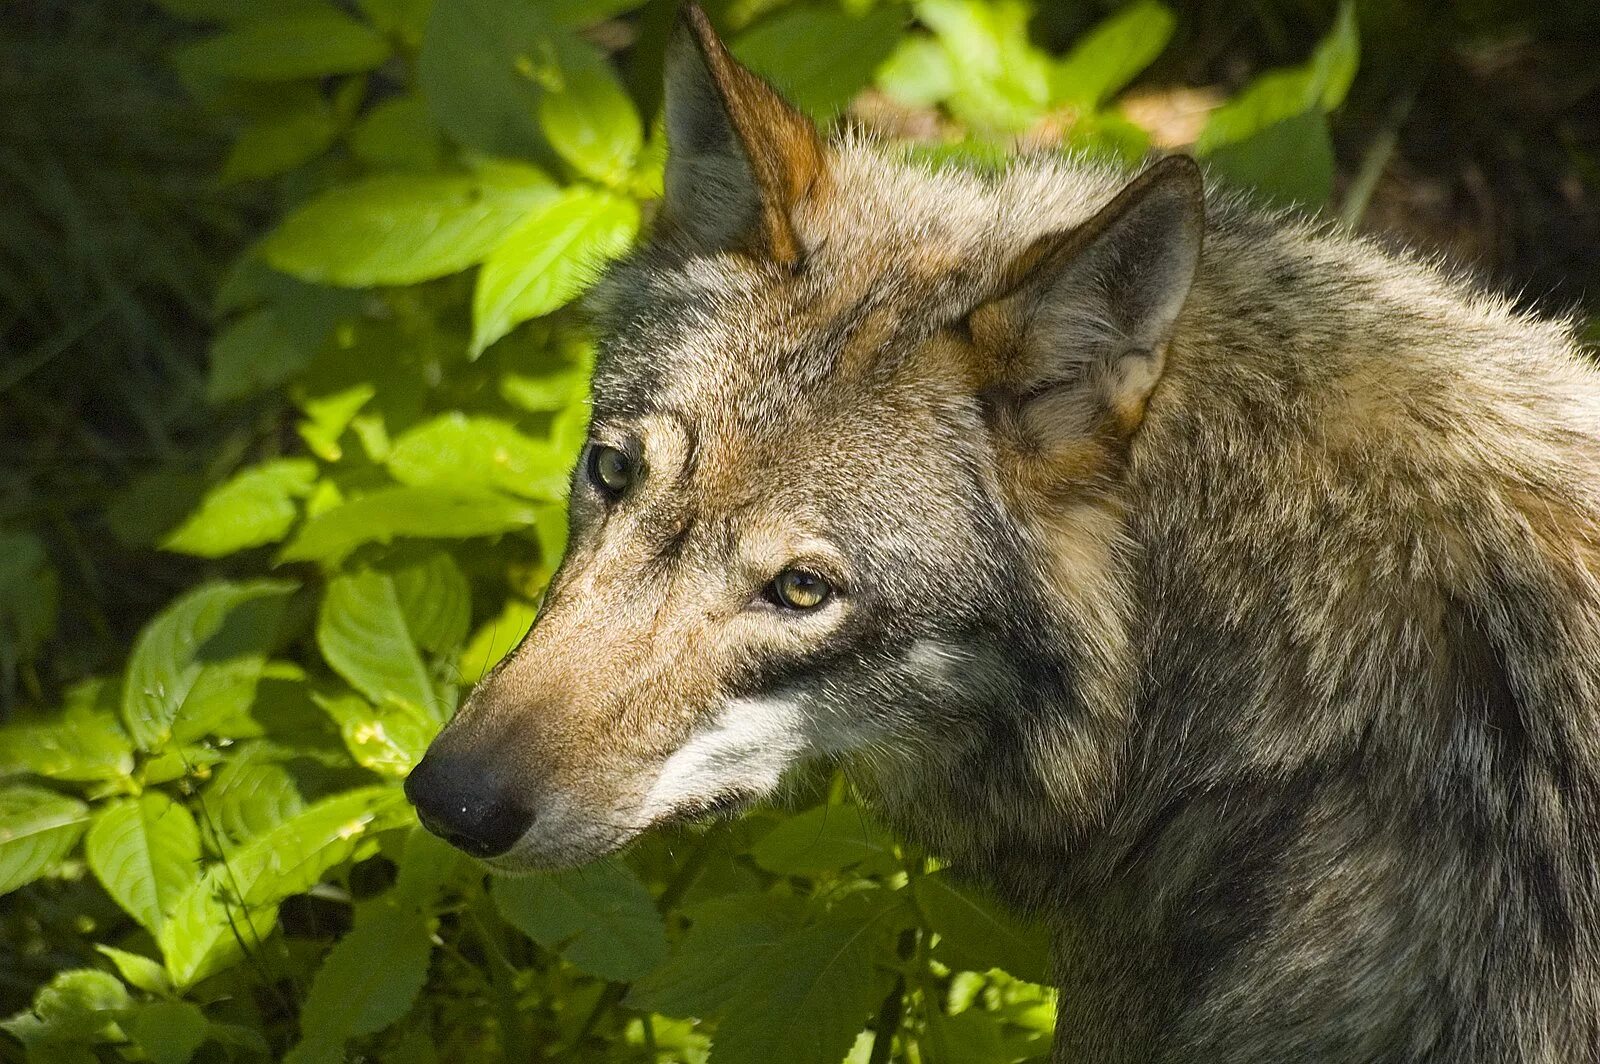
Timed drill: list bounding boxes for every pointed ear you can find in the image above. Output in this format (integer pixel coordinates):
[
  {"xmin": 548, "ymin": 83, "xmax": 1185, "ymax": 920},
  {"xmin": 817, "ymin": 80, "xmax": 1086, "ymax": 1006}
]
[
  {"xmin": 661, "ymin": 3, "xmax": 827, "ymax": 266},
  {"xmin": 974, "ymin": 155, "xmax": 1204, "ymax": 439}
]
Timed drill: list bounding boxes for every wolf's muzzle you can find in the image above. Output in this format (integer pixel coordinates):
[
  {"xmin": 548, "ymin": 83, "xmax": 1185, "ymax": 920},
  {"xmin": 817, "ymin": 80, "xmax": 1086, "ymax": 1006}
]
[{"xmin": 404, "ymin": 746, "xmax": 533, "ymax": 859}]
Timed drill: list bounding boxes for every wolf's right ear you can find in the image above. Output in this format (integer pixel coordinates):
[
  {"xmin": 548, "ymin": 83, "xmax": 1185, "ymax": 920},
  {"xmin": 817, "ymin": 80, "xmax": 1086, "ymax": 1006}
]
[
  {"xmin": 974, "ymin": 156, "xmax": 1204, "ymax": 442},
  {"xmin": 661, "ymin": 3, "xmax": 827, "ymax": 267}
]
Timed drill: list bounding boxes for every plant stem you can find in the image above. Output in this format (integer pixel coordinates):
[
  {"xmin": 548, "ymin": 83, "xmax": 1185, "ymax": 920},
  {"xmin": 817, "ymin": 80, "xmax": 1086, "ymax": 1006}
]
[{"xmin": 868, "ymin": 974, "xmax": 907, "ymax": 1064}]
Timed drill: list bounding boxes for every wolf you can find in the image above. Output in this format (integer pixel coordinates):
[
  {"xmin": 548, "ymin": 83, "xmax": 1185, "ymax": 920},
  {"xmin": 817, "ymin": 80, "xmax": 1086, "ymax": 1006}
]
[{"xmin": 405, "ymin": 5, "xmax": 1600, "ymax": 1060}]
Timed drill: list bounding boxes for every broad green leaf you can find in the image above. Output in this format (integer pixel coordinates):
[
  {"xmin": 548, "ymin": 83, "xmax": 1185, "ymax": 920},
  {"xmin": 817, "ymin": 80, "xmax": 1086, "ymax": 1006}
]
[
  {"xmin": 121, "ymin": 581, "xmax": 296, "ymax": 751},
  {"xmin": 358, "ymin": 0, "xmax": 434, "ymax": 41},
  {"xmin": 161, "ymin": 459, "xmax": 318, "ymax": 558},
  {"xmin": 877, "ymin": 37, "xmax": 956, "ymax": 108},
  {"xmin": 263, "ymin": 171, "xmax": 557, "ymax": 288},
  {"xmin": 0, "ymin": 702, "xmax": 134, "ymax": 783},
  {"xmin": 127, "ymin": 1001, "xmax": 209, "ymax": 1064},
  {"xmin": 416, "ymin": 0, "xmax": 545, "ymax": 156},
  {"xmin": 198, "ymin": 743, "xmax": 306, "ymax": 847},
  {"xmin": 735, "ymin": 5, "xmax": 905, "ymax": 117},
  {"xmin": 1194, "ymin": 1, "xmax": 1357, "ymax": 155},
  {"xmin": 492, "ymin": 858, "xmax": 667, "ymax": 981},
  {"xmin": 1050, "ymin": 1, "xmax": 1174, "ymax": 107},
  {"xmin": 278, "ymin": 486, "xmax": 540, "ymax": 565},
  {"xmin": 0, "ymin": 785, "xmax": 90, "ymax": 896},
  {"xmin": 1204, "ymin": 108, "xmax": 1336, "ymax": 207},
  {"xmin": 531, "ymin": 0, "xmax": 648, "ymax": 26},
  {"xmin": 460, "ymin": 597, "xmax": 538, "ymax": 685},
  {"xmin": 175, "ymin": 13, "xmax": 389, "ymax": 81},
  {"xmin": 297, "ymin": 383, "xmax": 374, "ymax": 462},
  {"xmin": 95, "ymin": 946, "xmax": 171, "ymax": 996},
  {"xmin": 318, "ymin": 566, "xmax": 448, "ymax": 717},
  {"xmin": 85, "ymin": 793, "xmax": 202, "ymax": 934},
  {"xmin": 499, "ymin": 365, "xmax": 587, "ymax": 413},
  {"xmin": 707, "ymin": 906, "xmax": 890, "ymax": 1064},
  {"xmin": 285, "ymin": 901, "xmax": 435, "ymax": 1062},
  {"xmin": 220, "ymin": 92, "xmax": 340, "ymax": 183},
  {"xmin": 159, "ymin": 786, "xmax": 412, "ymax": 987},
  {"xmin": 627, "ymin": 894, "xmax": 805, "ymax": 1017},
  {"xmin": 915, "ymin": 0, "xmax": 1051, "ymax": 132},
  {"xmin": 351, "ymin": 94, "xmax": 443, "ymax": 172},
  {"xmin": 471, "ymin": 188, "xmax": 639, "ymax": 355},
  {"xmin": 387, "ymin": 414, "xmax": 569, "ymax": 500},
  {"xmin": 207, "ymin": 285, "xmax": 360, "ymax": 403},
  {"xmin": 391, "ymin": 551, "xmax": 472, "ymax": 654},
  {"xmin": 537, "ymin": 34, "xmax": 643, "ymax": 185},
  {"xmin": 314, "ymin": 691, "xmax": 437, "ymax": 777},
  {"xmin": 750, "ymin": 803, "xmax": 899, "ymax": 877},
  {"xmin": 914, "ymin": 872, "xmax": 1050, "ymax": 983},
  {"xmin": 6, "ymin": 969, "xmax": 130, "ymax": 1046}
]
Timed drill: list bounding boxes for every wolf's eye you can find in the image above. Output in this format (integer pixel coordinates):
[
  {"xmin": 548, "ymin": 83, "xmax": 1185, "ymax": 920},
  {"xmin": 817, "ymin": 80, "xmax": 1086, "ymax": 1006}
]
[
  {"xmin": 768, "ymin": 568, "xmax": 832, "ymax": 611},
  {"xmin": 587, "ymin": 444, "xmax": 633, "ymax": 497}
]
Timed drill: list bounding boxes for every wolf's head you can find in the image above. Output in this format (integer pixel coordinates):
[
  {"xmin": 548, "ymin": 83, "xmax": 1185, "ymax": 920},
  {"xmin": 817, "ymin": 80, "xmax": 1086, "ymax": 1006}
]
[{"xmin": 405, "ymin": 4, "xmax": 1204, "ymax": 869}]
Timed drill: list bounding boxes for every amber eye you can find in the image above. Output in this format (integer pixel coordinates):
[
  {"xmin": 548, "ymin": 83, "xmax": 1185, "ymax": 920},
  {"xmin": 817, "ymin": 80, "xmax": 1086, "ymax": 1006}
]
[
  {"xmin": 768, "ymin": 568, "xmax": 832, "ymax": 611},
  {"xmin": 587, "ymin": 444, "xmax": 633, "ymax": 497}
]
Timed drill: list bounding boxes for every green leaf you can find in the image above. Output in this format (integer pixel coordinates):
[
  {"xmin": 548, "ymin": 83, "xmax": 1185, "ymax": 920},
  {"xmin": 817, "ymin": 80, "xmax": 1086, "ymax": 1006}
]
[
  {"xmin": 1050, "ymin": 1, "xmax": 1174, "ymax": 107},
  {"xmin": 391, "ymin": 552, "xmax": 472, "ymax": 654},
  {"xmin": 85, "ymin": 793, "xmax": 202, "ymax": 935},
  {"xmin": 877, "ymin": 37, "xmax": 956, "ymax": 108},
  {"xmin": 351, "ymin": 94, "xmax": 443, "ymax": 172},
  {"xmin": 735, "ymin": 5, "xmax": 905, "ymax": 117},
  {"xmin": 1194, "ymin": 0, "xmax": 1357, "ymax": 155},
  {"xmin": 207, "ymin": 285, "xmax": 360, "ymax": 403},
  {"xmin": 531, "ymin": 0, "xmax": 648, "ymax": 26},
  {"xmin": 537, "ymin": 34, "xmax": 643, "ymax": 185},
  {"xmin": 175, "ymin": 13, "xmax": 389, "ymax": 81},
  {"xmin": 262, "ymin": 171, "xmax": 557, "ymax": 288},
  {"xmin": 1205, "ymin": 108, "xmax": 1337, "ymax": 207},
  {"xmin": 0, "ymin": 701, "xmax": 134, "ymax": 784},
  {"xmin": 914, "ymin": 0, "xmax": 1051, "ymax": 132},
  {"xmin": 471, "ymin": 187, "xmax": 639, "ymax": 356},
  {"xmin": 387, "ymin": 414, "xmax": 570, "ymax": 500},
  {"xmin": 159, "ymin": 786, "xmax": 412, "ymax": 987},
  {"xmin": 416, "ymin": 0, "xmax": 545, "ymax": 157},
  {"xmin": 126, "ymin": 1001, "xmax": 209, "ymax": 1064},
  {"xmin": 460, "ymin": 597, "xmax": 538, "ymax": 685},
  {"xmin": 0, "ymin": 785, "xmax": 90, "ymax": 896},
  {"xmin": 198, "ymin": 743, "xmax": 306, "ymax": 847},
  {"xmin": 161, "ymin": 459, "xmax": 318, "ymax": 558},
  {"xmin": 627, "ymin": 894, "xmax": 805, "ymax": 1017},
  {"xmin": 492, "ymin": 858, "xmax": 667, "ymax": 981},
  {"xmin": 314, "ymin": 691, "xmax": 437, "ymax": 777},
  {"xmin": 121, "ymin": 581, "xmax": 297, "ymax": 752},
  {"xmin": 95, "ymin": 945, "xmax": 171, "ymax": 996},
  {"xmin": 278, "ymin": 486, "xmax": 540, "ymax": 565},
  {"xmin": 706, "ymin": 906, "xmax": 889, "ymax": 1064},
  {"xmin": 749, "ymin": 803, "xmax": 899, "ymax": 877},
  {"xmin": 220, "ymin": 92, "xmax": 340, "ymax": 183},
  {"xmin": 7, "ymin": 969, "xmax": 130, "ymax": 1045},
  {"xmin": 914, "ymin": 872, "xmax": 1050, "ymax": 984},
  {"xmin": 286, "ymin": 901, "xmax": 435, "ymax": 1062},
  {"xmin": 318, "ymin": 568, "xmax": 436, "ymax": 714}
]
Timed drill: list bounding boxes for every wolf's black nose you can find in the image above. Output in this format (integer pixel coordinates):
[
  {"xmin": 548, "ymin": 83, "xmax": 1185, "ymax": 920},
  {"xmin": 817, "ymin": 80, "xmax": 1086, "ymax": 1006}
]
[{"xmin": 404, "ymin": 749, "xmax": 531, "ymax": 859}]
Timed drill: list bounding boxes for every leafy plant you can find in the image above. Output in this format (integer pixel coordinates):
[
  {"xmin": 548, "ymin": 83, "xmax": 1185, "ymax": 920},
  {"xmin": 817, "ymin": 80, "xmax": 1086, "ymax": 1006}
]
[{"xmin": 2, "ymin": 0, "xmax": 1372, "ymax": 1061}]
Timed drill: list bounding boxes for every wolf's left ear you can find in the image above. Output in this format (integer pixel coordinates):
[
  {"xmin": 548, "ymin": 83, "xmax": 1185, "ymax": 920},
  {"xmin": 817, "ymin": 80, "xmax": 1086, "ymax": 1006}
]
[
  {"xmin": 974, "ymin": 156, "xmax": 1204, "ymax": 439},
  {"xmin": 660, "ymin": 3, "xmax": 826, "ymax": 267}
]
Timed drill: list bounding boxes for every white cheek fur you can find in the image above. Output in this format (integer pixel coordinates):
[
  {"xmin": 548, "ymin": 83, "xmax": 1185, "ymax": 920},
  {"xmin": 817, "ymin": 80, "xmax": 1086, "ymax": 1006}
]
[{"xmin": 638, "ymin": 696, "xmax": 811, "ymax": 820}]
